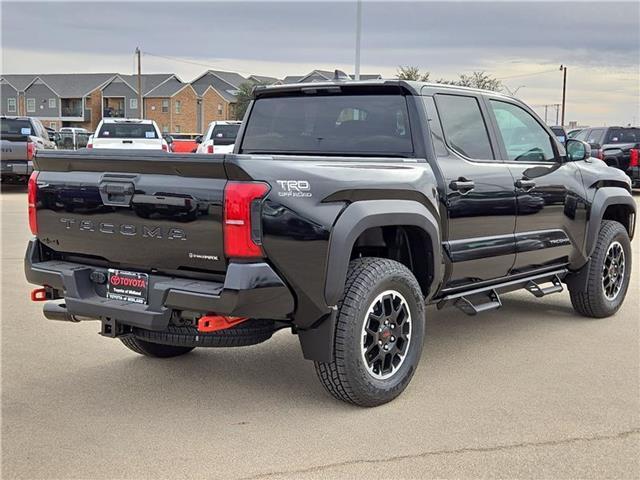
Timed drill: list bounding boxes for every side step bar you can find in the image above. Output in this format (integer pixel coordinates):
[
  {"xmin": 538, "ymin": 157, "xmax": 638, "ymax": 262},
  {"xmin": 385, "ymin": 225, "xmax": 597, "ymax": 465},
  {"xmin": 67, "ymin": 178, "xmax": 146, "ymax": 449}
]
[{"xmin": 437, "ymin": 269, "xmax": 567, "ymax": 316}]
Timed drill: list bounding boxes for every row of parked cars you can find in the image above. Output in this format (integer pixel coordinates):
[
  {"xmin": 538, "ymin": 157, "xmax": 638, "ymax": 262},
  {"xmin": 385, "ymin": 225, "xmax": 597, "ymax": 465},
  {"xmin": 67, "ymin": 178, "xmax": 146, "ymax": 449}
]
[
  {"xmin": 0, "ymin": 116, "xmax": 242, "ymax": 182},
  {"xmin": 549, "ymin": 125, "xmax": 639, "ymax": 188},
  {"xmin": 1, "ymin": 114, "xmax": 638, "ymax": 187}
]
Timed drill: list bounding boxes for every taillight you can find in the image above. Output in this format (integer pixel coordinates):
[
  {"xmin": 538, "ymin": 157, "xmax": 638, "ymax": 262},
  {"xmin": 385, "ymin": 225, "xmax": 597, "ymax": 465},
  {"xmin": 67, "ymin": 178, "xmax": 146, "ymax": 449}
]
[
  {"xmin": 28, "ymin": 171, "xmax": 39, "ymax": 235},
  {"xmin": 630, "ymin": 149, "xmax": 639, "ymax": 167},
  {"xmin": 162, "ymin": 143, "xmax": 168, "ymax": 151},
  {"xmin": 86, "ymin": 141, "xmax": 93, "ymax": 149},
  {"xmin": 223, "ymin": 181, "xmax": 269, "ymax": 258},
  {"xmin": 596, "ymin": 149, "xmax": 604, "ymax": 160},
  {"xmin": 26, "ymin": 140, "xmax": 35, "ymax": 161},
  {"xmin": 207, "ymin": 144, "xmax": 214, "ymax": 154}
]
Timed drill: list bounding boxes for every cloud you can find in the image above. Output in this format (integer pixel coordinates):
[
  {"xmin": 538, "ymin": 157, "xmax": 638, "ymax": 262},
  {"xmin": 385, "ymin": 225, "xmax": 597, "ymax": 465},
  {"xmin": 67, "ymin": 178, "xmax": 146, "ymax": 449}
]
[{"xmin": 2, "ymin": 1, "xmax": 638, "ymax": 125}]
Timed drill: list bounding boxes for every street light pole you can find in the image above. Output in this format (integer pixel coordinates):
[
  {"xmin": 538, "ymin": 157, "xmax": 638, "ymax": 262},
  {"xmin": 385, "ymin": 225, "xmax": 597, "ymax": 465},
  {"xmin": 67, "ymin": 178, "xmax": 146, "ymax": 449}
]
[
  {"xmin": 136, "ymin": 47, "xmax": 143, "ymax": 119},
  {"xmin": 354, "ymin": 0, "xmax": 362, "ymax": 80},
  {"xmin": 560, "ymin": 64, "xmax": 567, "ymax": 126}
]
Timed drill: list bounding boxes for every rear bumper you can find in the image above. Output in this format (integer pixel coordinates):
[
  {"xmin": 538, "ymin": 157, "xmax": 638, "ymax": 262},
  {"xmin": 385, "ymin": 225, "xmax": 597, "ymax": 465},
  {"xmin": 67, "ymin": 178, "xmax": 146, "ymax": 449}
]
[
  {"xmin": 1, "ymin": 160, "xmax": 33, "ymax": 177},
  {"xmin": 24, "ymin": 239, "xmax": 294, "ymax": 331}
]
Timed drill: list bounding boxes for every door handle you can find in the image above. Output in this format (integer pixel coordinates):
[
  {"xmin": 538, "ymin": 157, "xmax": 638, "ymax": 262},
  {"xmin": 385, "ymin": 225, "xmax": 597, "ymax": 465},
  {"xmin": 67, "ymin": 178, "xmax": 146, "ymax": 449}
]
[
  {"xmin": 450, "ymin": 179, "xmax": 475, "ymax": 193},
  {"xmin": 515, "ymin": 179, "xmax": 536, "ymax": 191}
]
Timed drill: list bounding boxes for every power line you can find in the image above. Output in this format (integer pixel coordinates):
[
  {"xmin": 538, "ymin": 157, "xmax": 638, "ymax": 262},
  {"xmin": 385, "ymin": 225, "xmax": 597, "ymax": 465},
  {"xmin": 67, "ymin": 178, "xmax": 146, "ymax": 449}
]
[
  {"xmin": 498, "ymin": 68, "xmax": 559, "ymax": 81},
  {"xmin": 142, "ymin": 51, "xmax": 256, "ymax": 77}
]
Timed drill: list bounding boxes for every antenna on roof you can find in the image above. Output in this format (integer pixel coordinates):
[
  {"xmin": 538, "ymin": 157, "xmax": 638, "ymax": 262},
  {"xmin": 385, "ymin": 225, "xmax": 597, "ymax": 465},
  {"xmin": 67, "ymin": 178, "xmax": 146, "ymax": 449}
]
[{"xmin": 334, "ymin": 69, "xmax": 350, "ymax": 81}]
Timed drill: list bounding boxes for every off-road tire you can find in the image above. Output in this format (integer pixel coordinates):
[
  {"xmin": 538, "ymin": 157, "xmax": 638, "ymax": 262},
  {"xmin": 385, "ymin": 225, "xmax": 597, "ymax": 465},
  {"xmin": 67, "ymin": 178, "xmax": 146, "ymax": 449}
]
[
  {"xmin": 569, "ymin": 220, "xmax": 632, "ymax": 318},
  {"xmin": 315, "ymin": 258, "xmax": 425, "ymax": 407},
  {"xmin": 120, "ymin": 336, "xmax": 195, "ymax": 358},
  {"xmin": 130, "ymin": 320, "xmax": 276, "ymax": 348}
]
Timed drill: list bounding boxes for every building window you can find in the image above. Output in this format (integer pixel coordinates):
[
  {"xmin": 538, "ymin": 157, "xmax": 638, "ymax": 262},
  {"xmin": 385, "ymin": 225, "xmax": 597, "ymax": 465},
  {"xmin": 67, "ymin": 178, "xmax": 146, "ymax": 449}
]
[
  {"xmin": 217, "ymin": 103, "xmax": 223, "ymax": 115},
  {"xmin": 48, "ymin": 98, "xmax": 56, "ymax": 108},
  {"xmin": 175, "ymin": 125, "xmax": 181, "ymax": 133},
  {"xmin": 175, "ymin": 100, "xmax": 181, "ymax": 114},
  {"xmin": 7, "ymin": 98, "xmax": 16, "ymax": 113},
  {"xmin": 26, "ymin": 98, "xmax": 36, "ymax": 113},
  {"xmin": 162, "ymin": 99, "xmax": 169, "ymax": 113},
  {"xmin": 162, "ymin": 125, "xmax": 169, "ymax": 133},
  {"xmin": 49, "ymin": 122, "xmax": 57, "ymax": 129},
  {"xmin": 130, "ymin": 98, "xmax": 138, "ymax": 110}
]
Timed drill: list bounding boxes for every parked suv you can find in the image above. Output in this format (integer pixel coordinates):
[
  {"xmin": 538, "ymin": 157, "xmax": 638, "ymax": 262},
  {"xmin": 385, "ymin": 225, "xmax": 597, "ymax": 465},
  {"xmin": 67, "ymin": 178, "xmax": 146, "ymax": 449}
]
[
  {"xmin": 573, "ymin": 126, "xmax": 639, "ymax": 187},
  {"xmin": 25, "ymin": 80, "xmax": 635, "ymax": 406},
  {"xmin": 1, "ymin": 116, "xmax": 56, "ymax": 183},
  {"xmin": 195, "ymin": 121, "xmax": 241, "ymax": 154}
]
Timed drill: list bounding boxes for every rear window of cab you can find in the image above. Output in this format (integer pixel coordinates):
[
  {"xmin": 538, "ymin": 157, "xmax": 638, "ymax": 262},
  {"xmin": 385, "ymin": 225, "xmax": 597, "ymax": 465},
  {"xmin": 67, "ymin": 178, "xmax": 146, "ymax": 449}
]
[
  {"xmin": 240, "ymin": 94, "xmax": 413, "ymax": 156},
  {"xmin": 97, "ymin": 123, "xmax": 158, "ymax": 139}
]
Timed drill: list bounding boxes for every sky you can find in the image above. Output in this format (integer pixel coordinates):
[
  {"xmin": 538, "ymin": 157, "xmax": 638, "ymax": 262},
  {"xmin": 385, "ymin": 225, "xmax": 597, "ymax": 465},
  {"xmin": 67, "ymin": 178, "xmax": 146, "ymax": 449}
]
[{"xmin": 1, "ymin": 0, "xmax": 639, "ymax": 126}]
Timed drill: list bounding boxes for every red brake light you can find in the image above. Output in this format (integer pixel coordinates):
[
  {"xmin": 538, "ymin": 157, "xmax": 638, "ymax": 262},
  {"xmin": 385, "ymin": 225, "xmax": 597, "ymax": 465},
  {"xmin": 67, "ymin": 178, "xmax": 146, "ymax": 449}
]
[
  {"xmin": 597, "ymin": 149, "xmax": 604, "ymax": 160},
  {"xmin": 86, "ymin": 141, "xmax": 93, "ymax": 149},
  {"xmin": 207, "ymin": 144, "xmax": 214, "ymax": 154},
  {"xmin": 223, "ymin": 182, "xmax": 269, "ymax": 258},
  {"xmin": 162, "ymin": 143, "xmax": 168, "ymax": 151},
  {"xmin": 28, "ymin": 171, "xmax": 39, "ymax": 235},
  {"xmin": 630, "ymin": 149, "xmax": 639, "ymax": 167},
  {"xmin": 26, "ymin": 140, "xmax": 35, "ymax": 161}
]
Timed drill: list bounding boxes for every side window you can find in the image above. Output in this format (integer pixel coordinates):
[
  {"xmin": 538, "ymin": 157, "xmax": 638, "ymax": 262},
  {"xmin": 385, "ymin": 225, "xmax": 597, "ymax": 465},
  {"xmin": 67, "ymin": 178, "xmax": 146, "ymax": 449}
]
[
  {"xmin": 436, "ymin": 94, "xmax": 494, "ymax": 160},
  {"xmin": 490, "ymin": 100, "xmax": 556, "ymax": 162},
  {"xmin": 586, "ymin": 128, "xmax": 604, "ymax": 145},
  {"xmin": 574, "ymin": 129, "xmax": 589, "ymax": 141}
]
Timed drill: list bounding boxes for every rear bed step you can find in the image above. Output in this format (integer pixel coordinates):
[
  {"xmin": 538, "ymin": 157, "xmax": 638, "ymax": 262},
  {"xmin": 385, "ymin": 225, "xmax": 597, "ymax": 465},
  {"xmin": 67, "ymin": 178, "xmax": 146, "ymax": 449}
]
[{"xmin": 437, "ymin": 269, "xmax": 568, "ymax": 316}]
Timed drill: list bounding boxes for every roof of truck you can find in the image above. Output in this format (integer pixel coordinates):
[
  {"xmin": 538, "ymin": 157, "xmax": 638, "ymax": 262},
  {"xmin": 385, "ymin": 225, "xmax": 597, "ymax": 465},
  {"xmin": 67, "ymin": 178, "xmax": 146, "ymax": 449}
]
[{"xmin": 253, "ymin": 79, "xmax": 514, "ymax": 100}]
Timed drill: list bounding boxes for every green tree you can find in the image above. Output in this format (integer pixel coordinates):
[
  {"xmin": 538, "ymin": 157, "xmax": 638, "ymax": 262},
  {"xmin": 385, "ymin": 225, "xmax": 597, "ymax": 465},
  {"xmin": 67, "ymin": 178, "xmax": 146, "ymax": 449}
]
[
  {"xmin": 396, "ymin": 66, "xmax": 430, "ymax": 82},
  {"xmin": 234, "ymin": 82, "xmax": 259, "ymax": 120}
]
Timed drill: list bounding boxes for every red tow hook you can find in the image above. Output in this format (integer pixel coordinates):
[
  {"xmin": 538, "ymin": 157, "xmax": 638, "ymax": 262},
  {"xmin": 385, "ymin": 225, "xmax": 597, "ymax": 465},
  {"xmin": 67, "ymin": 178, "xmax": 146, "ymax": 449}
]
[
  {"xmin": 197, "ymin": 315, "xmax": 248, "ymax": 333},
  {"xmin": 30, "ymin": 287, "xmax": 50, "ymax": 302}
]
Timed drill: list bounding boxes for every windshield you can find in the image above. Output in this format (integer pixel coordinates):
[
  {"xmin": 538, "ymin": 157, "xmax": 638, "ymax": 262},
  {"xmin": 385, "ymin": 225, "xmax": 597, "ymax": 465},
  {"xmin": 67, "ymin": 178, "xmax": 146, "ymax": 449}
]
[
  {"xmin": 0, "ymin": 118, "xmax": 33, "ymax": 137},
  {"xmin": 241, "ymin": 94, "xmax": 413, "ymax": 156},
  {"xmin": 604, "ymin": 128, "xmax": 639, "ymax": 144},
  {"xmin": 209, "ymin": 124, "xmax": 240, "ymax": 145},
  {"xmin": 97, "ymin": 123, "xmax": 158, "ymax": 139}
]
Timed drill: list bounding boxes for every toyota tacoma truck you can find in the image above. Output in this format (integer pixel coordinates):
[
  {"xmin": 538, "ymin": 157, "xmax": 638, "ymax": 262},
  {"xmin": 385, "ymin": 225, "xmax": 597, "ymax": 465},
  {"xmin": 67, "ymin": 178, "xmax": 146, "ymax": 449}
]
[
  {"xmin": 25, "ymin": 80, "xmax": 636, "ymax": 406},
  {"xmin": 1, "ymin": 116, "xmax": 56, "ymax": 183}
]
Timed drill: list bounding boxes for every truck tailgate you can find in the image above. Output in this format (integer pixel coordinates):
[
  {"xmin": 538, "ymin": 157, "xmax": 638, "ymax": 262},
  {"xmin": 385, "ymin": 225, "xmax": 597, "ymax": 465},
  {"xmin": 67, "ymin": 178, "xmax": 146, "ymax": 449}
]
[
  {"xmin": 33, "ymin": 150, "xmax": 228, "ymax": 275},
  {"xmin": 1, "ymin": 138, "xmax": 28, "ymax": 161}
]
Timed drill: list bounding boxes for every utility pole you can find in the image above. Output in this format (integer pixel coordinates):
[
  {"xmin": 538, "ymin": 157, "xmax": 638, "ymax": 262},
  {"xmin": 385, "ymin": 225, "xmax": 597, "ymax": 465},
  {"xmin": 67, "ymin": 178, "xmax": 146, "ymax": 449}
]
[
  {"xmin": 544, "ymin": 105, "xmax": 548, "ymax": 124},
  {"xmin": 136, "ymin": 47, "xmax": 143, "ymax": 119},
  {"xmin": 560, "ymin": 64, "xmax": 567, "ymax": 126},
  {"xmin": 555, "ymin": 103, "xmax": 560, "ymax": 125},
  {"xmin": 354, "ymin": 0, "xmax": 362, "ymax": 80}
]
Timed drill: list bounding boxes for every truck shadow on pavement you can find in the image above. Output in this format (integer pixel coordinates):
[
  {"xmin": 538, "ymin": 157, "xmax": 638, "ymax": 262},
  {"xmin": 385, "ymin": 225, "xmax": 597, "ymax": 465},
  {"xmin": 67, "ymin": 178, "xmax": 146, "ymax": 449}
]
[
  {"xmin": 20, "ymin": 292, "xmax": 594, "ymax": 417},
  {"xmin": 0, "ymin": 184, "xmax": 28, "ymax": 194}
]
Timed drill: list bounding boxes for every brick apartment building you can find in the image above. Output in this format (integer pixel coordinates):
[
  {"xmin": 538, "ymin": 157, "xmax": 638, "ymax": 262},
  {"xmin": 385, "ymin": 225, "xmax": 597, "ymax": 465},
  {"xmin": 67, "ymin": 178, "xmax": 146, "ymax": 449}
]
[{"xmin": 1, "ymin": 69, "xmax": 380, "ymax": 133}]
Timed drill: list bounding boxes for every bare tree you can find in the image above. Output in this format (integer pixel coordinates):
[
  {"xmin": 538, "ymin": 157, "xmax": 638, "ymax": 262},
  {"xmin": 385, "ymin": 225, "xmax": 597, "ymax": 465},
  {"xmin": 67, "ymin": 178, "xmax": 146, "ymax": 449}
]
[
  {"xmin": 396, "ymin": 66, "xmax": 430, "ymax": 82},
  {"xmin": 437, "ymin": 71, "xmax": 502, "ymax": 91}
]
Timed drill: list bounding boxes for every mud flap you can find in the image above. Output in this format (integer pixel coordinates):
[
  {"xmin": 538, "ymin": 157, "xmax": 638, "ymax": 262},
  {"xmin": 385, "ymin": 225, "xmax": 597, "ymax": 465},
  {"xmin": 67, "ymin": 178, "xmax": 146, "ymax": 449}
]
[{"xmin": 298, "ymin": 309, "xmax": 337, "ymax": 363}]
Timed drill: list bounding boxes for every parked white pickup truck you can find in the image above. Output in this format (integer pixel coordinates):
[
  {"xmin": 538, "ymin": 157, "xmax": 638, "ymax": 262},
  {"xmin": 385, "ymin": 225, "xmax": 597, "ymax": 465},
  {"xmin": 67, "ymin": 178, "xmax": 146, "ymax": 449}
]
[{"xmin": 88, "ymin": 119, "xmax": 170, "ymax": 151}]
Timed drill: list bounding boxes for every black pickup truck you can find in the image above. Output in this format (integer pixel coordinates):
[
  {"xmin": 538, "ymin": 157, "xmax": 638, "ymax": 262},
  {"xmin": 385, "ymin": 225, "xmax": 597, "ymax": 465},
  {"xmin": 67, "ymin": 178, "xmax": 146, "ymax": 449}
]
[
  {"xmin": 25, "ymin": 80, "xmax": 636, "ymax": 406},
  {"xmin": 574, "ymin": 126, "xmax": 640, "ymax": 188}
]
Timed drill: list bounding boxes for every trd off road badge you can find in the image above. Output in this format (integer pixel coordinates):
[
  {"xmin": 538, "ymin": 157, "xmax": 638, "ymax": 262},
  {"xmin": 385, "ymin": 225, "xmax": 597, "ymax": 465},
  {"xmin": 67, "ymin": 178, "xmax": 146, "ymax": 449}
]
[{"xmin": 276, "ymin": 180, "xmax": 312, "ymax": 197}]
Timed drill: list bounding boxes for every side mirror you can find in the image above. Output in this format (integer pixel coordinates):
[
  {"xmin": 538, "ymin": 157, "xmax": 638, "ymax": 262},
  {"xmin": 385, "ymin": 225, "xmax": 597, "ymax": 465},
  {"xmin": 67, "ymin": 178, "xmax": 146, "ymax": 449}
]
[
  {"xmin": 566, "ymin": 139, "xmax": 590, "ymax": 162},
  {"xmin": 195, "ymin": 135, "xmax": 203, "ymax": 144},
  {"xmin": 164, "ymin": 135, "xmax": 173, "ymax": 144}
]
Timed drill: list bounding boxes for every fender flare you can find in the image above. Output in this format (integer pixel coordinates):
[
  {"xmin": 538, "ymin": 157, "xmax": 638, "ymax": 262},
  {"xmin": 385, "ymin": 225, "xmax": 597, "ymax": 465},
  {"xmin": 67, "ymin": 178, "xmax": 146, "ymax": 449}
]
[
  {"xmin": 324, "ymin": 199, "xmax": 442, "ymax": 306},
  {"xmin": 584, "ymin": 187, "xmax": 636, "ymax": 257}
]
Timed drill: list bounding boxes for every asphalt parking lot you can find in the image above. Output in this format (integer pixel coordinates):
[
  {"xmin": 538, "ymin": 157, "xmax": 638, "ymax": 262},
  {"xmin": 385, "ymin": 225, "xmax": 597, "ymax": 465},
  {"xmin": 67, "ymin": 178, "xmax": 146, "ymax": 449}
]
[{"xmin": 2, "ymin": 185, "xmax": 639, "ymax": 479}]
